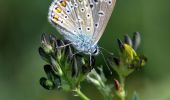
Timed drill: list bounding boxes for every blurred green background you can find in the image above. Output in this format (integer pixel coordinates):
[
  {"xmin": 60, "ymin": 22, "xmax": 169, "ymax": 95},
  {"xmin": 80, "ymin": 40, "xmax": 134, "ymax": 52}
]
[{"xmin": 0, "ymin": 0, "xmax": 170, "ymax": 100}]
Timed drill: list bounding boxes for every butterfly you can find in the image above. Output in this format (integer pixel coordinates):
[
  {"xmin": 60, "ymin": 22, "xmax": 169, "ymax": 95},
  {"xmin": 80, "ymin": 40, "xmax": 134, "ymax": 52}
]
[{"xmin": 48, "ymin": 0, "xmax": 116, "ymax": 56}]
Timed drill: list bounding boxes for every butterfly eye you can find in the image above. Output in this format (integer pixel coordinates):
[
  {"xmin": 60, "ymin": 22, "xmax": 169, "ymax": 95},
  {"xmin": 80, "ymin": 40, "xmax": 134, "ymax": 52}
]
[{"xmin": 93, "ymin": 48, "xmax": 98, "ymax": 55}]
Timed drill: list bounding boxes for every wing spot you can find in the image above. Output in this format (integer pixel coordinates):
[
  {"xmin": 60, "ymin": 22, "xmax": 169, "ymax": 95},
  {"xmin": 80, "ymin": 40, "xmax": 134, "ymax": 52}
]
[
  {"xmin": 87, "ymin": 14, "xmax": 90, "ymax": 18},
  {"xmin": 53, "ymin": 15, "xmax": 59, "ymax": 21},
  {"xmin": 55, "ymin": 7, "xmax": 62, "ymax": 13},
  {"xmin": 90, "ymin": 4, "xmax": 94, "ymax": 9},
  {"xmin": 108, "ymin": 0, "xmax": 112, "ymax": 5},
  {"xmin": 86, "ymin": 27, "xmax": 90, "ymax": 31},
  {"xmin": 81, "ymin": 8, "xmax": 85, "ymax": 12},
  {"xmin": 74, "ymin": 3, "xmax": 78, "ymax": 7},
  {"xmin": 98, "ymin": 11, "xmax": 105, "ymax": 16},
  {"xmin": 60, "ymin": 1, "xmax": 67, "ymax": 7},
  {"xmin": 95, "ymin": 23, "xmax": 98, "ymax": 27},
  {"xmin": 70, "ymin": 5, "xmax": 74, "ymax": 8},
  {"xmin": 86, "ymin": 4, "xmax": 88, "ymax": 7},
  {"xmin": 94, "ymin": 0, "xmax": 99, "ymax": 4},
  {"xmin": 67, "ymin": 10, "xmax": 70, "ymax": 13},
  {"xmin": 64, "ymin": 16, "xmax": 68, "ymax": 19},
  {"xmin": 78, "ymin": 0, "xmax": 83, "ymax": 3},
  {"xmin": 61, "ymin": 20, "xmax": 63, "ymax": 23}
]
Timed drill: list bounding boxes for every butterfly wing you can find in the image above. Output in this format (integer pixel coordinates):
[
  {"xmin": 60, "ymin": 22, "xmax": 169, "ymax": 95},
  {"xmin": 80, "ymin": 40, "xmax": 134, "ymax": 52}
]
[
  {"xmin": 90, "ymin": 0, "xmax": 116, "ymax": 44},
  {"xmin": 48, "ymin": 0, "xmax": 94, "ymax": 40}
]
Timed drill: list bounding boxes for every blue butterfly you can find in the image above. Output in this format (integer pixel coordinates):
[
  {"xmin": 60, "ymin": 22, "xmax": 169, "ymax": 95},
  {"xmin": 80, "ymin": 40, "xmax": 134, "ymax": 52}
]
[{"xmin": 48, "ymin": 0, "xmax": 116, "ymax": 56}]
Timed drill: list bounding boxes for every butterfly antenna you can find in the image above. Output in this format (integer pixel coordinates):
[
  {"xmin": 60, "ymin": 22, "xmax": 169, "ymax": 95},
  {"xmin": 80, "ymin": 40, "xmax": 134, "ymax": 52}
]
[
  {"xmin": 71, "ymin": 51, "xmax": 82, "ymax": 58},
  {"xmin": 99, "ymin": 50, "xmax": 112, "ymax": 75},
  {"xmin": 99, "ymin": 47, "xmax": 114, "ymax": 56},
  {"xmin": 56, "ymin": 43, "xmax": 72, "ymax": 49}
]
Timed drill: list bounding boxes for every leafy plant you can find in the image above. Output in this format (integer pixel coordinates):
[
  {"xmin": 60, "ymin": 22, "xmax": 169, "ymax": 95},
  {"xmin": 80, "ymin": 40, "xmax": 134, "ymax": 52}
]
[{"xmin": 38, "ymin": 32, "xmax": 147, "ymax": 100}]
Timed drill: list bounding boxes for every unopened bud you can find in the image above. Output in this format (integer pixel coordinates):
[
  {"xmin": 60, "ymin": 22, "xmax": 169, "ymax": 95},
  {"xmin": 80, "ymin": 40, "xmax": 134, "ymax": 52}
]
[
  {"xmin": 132, "ymin": 32, "xmax": 141, "ymax": 50},
  {"xmin": 114, "ymin": 79, "xmax": 120, "ymax": 91},
  {"xmin": 124, "ymin": 34, "xmax": 132, "ymax": 46}
]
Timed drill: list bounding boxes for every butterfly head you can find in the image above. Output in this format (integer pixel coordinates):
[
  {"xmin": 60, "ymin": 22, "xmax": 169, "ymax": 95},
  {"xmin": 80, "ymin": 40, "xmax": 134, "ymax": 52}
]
[{"xmin": 89, "ymin": 45, "xmax": 99, "ymax": 56}]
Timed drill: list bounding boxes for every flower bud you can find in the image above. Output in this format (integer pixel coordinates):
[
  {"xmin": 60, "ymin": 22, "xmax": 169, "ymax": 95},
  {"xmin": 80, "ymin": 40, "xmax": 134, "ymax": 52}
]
[
  {"xmin": 38, "ymin": 47, "xmax": 50, "ymax": 62},
  {"xmin": 114, "ymin": 79, "xmax": 120, "ymax": 91},
  {"xmin": 41, "ymin": 33, "xmax": 55, "ymax": 54},
  {"xmin": 40, "ymin": 77, "xmax": 55, "ymax": 90},
  {"xmin": 132, "ymin": 32, "xmax": 141, "ymax": 50},
  {"xmin": 117, "ymin": 39, "xmax": 124, "ymax": 53},
  {"xmin": 124, "ymin": 34, "xmax": 132, "ymax": 46}
]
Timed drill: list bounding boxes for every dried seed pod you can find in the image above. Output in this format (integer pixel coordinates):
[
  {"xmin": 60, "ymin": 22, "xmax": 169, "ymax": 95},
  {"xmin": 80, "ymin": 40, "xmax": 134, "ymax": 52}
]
[
  {"xmin": 132, "ymin": 32, "xmax": 141, "ymax": 50},
  {"xmin": 124, "ymin": 34, "xmax": 132, "ymax": 46}
]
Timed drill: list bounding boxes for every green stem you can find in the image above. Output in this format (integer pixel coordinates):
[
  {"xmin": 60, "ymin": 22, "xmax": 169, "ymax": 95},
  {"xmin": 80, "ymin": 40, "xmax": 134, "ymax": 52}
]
[
  {"xmin": 119, "ymin": 75, "xmax": 126, "ymax": 100},
  {"xmin": 75, "ymin": 88, "xmax": 90, "ymax": 100},
  {"xmin": 103, "ymin": 92, "xmax": 111, "ymax": 100}
]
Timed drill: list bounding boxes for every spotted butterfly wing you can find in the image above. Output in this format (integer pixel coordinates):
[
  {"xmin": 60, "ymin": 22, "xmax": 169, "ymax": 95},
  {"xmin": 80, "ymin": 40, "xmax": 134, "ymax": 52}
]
[
  {"xmin": 48, "ymin": 0, "xmax": 94, "ymax": 40},
  {"xmin": 90, "ymin": 0, "xmax": 116, "ymax": 44},
  {"xmin": 48, "ymin": 0, "xmax": 116, "ymax": 54}
]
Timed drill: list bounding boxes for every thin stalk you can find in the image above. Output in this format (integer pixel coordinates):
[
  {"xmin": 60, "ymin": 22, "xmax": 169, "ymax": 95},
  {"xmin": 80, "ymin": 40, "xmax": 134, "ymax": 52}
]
[
  {"xmin": 75, "ymin": 88, "xmax": 90, "ymax": 100},
  {"xmin": 119, "ymin": 75, "xmax": 126, "ymax": 100}
]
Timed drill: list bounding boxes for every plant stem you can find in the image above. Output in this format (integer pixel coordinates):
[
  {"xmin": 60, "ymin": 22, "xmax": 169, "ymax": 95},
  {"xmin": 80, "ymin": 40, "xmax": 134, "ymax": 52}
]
[
  {"xmin": 103, "ymin": 93, "xmax": 111, "ymax": 100},
  {"xmin": 75, "ymin": 88, "xmax": 90, "ymax": 100},
  {"xmin": 119, "ymin": 75, "xmax": 126, "ymax": 100}
]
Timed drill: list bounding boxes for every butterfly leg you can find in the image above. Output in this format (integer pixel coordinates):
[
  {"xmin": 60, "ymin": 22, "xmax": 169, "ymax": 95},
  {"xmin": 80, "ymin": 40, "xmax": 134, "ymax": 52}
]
[
  {"xmin": 56, "ymin": 43, "xmax": 72, "ymax": 49},
  {"xmin": 71, "ymin": 51, "xmax": 82, "ymax": 57}
]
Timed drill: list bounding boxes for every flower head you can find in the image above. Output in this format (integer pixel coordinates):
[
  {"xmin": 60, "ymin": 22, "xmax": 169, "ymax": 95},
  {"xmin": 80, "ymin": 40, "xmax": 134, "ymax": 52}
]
[
  {"xmin": 108, "ymin": 32, "xmax": 147, "ymax": 77},
  {"xmin": 39, "ymin": 33, "xmax": 95, "ymax": 91}
]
